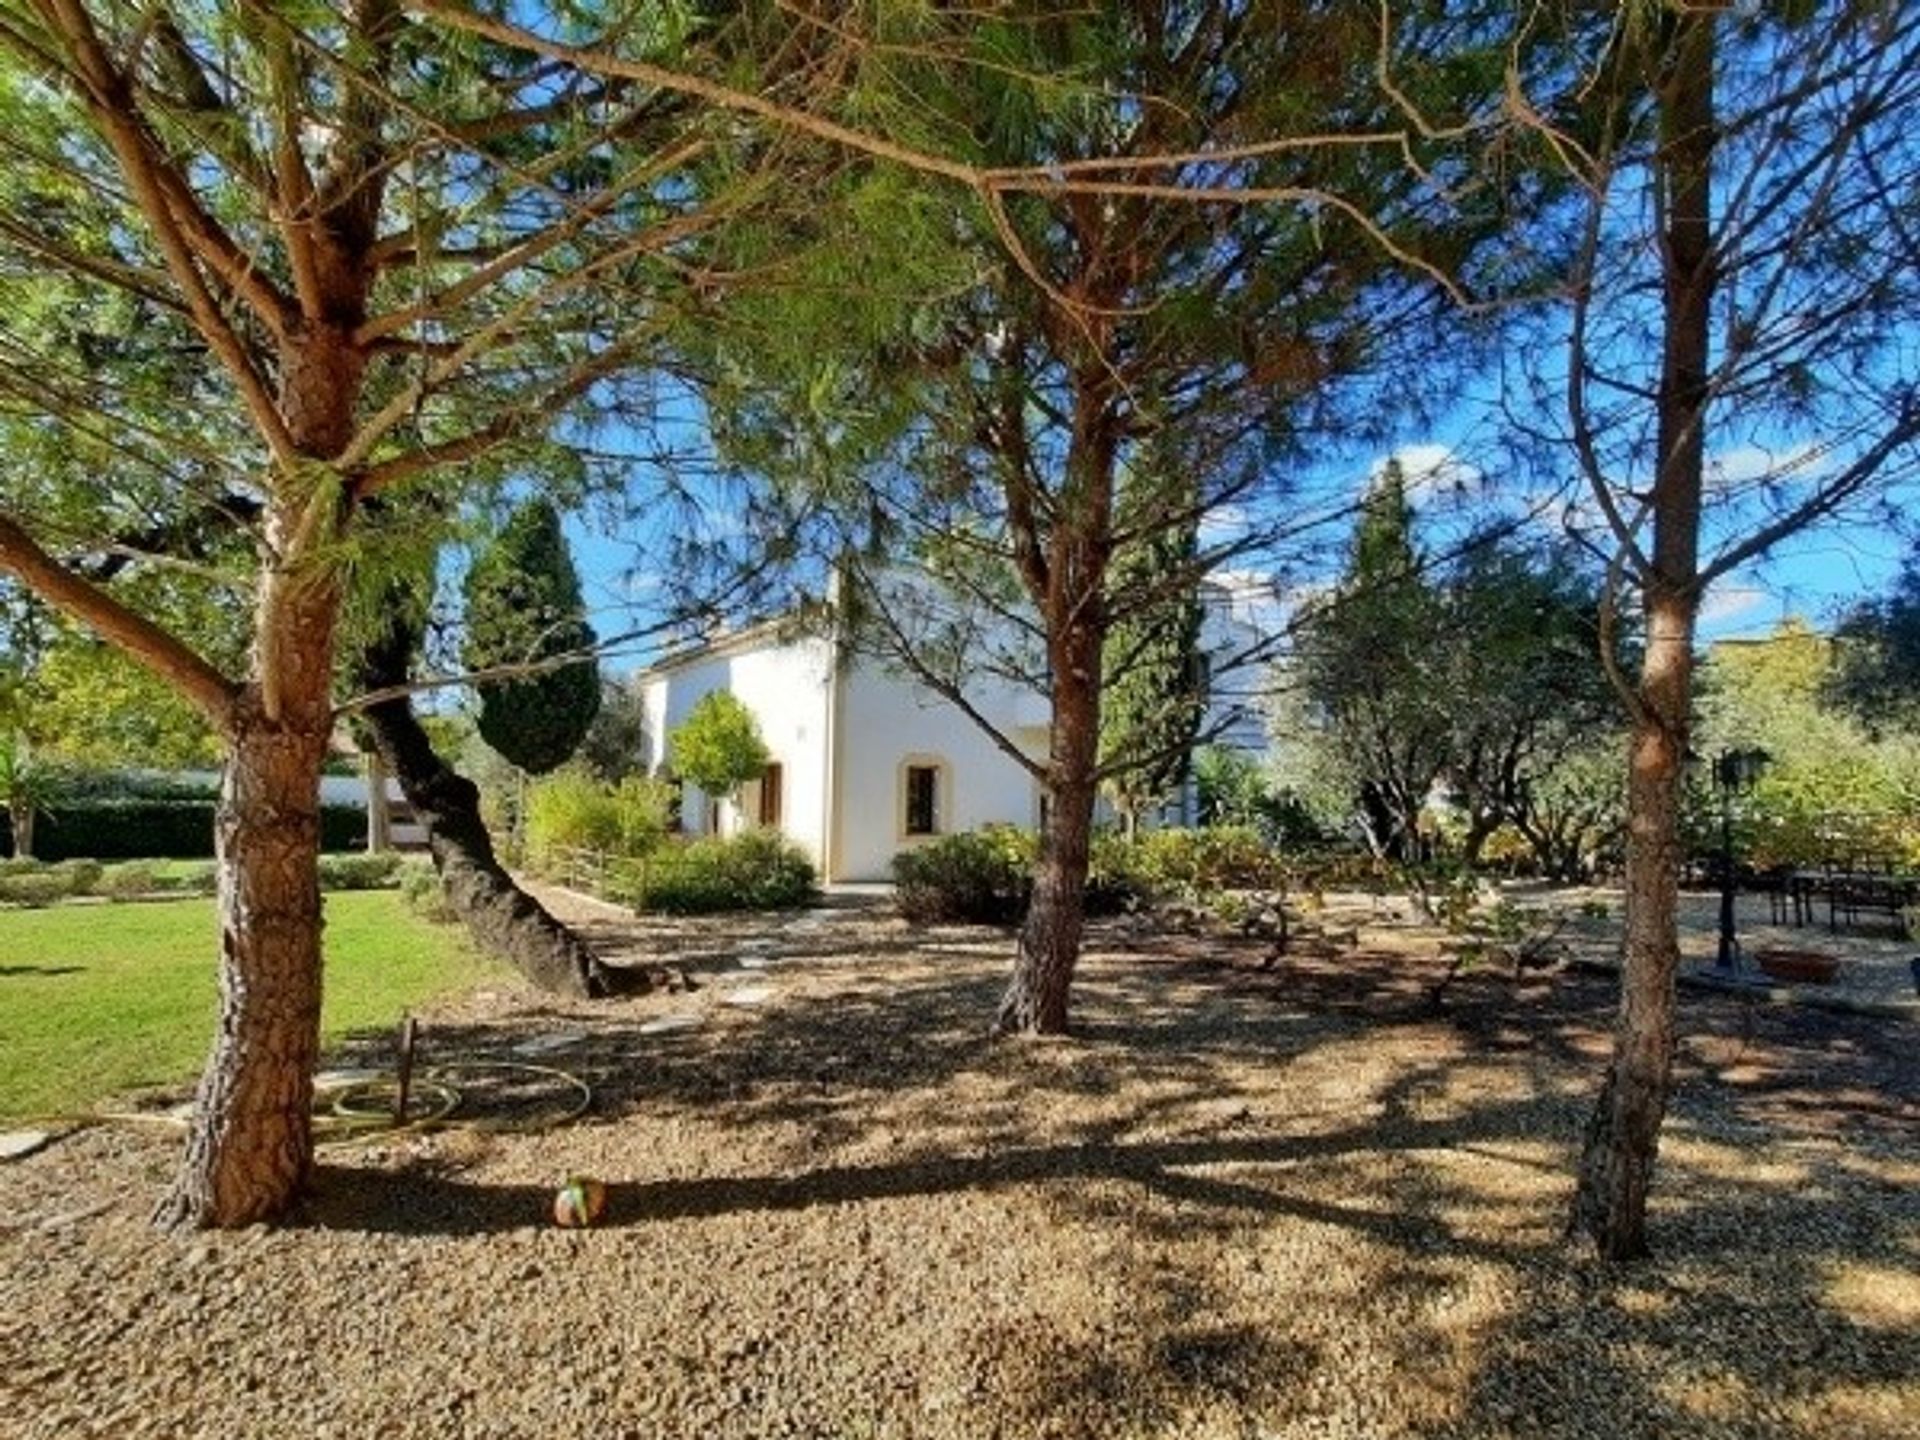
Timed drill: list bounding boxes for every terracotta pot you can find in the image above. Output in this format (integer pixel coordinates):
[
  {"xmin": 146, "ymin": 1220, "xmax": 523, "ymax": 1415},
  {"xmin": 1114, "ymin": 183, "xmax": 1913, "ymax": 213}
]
[{"xmin": 1754, "ymin": 949, "xmax": 1840, "ymax": 985}]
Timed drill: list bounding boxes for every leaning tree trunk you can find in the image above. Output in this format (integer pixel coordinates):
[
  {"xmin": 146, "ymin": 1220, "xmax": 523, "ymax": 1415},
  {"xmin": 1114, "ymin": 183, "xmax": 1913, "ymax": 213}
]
[
  {"xmin": 157, "ymin": 557, "xmax": 340, "ymax": 1229},
  {"xmin": 1569, "ymin": 6, "xmax": 1716, "ymax": 1262},
  {"xmin": 356, "ymin": 614, "xmax": 644, "ymax": 999},
  {"xmin": 998, "ymin": 613, "xmax": 1103, "ymax": 1035}
]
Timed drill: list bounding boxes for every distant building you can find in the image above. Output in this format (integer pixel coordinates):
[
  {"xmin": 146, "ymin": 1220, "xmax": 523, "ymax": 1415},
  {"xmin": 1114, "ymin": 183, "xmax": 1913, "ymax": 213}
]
[{"xmin": 635, "ymin": 583, "xmax": 1266, "ymax": 882}]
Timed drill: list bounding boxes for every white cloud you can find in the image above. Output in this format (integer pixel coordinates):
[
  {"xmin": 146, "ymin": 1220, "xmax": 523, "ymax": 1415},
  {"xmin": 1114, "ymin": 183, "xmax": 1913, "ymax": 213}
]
[
  {"xmin": 1372, "ymin": 443, "xmax": 1483, "ymax": 502},
  {"xmin": 1698, "ymin": 580, "xmax": 1769, "ymax": 626},
  {"xmin": 1704, "ymin": 441, "xmax": 1829, "ymax": 494}
]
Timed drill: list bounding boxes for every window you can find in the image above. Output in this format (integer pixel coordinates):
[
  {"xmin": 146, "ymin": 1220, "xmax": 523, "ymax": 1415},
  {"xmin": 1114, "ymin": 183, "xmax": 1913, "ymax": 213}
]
[
  {"xmin": 904, "ymin": 764, "xmax": 941, "ymax": 836},
  {"xmin": 758, "ymin": 762, "xmax": 783, "ymax": 829}
]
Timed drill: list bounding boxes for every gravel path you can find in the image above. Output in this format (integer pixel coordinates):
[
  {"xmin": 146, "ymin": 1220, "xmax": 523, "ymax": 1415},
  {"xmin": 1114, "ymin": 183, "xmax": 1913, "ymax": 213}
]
[{"xmin": 2, "ymin": 894, "xmax": 1915, "ymax": 1439}]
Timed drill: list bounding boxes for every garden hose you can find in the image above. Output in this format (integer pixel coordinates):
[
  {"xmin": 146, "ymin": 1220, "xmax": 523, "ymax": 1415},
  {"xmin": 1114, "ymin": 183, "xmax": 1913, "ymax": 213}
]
[{"xmin": 76, "ymin": 1060, "xmax": 594, "ymax": 1150}]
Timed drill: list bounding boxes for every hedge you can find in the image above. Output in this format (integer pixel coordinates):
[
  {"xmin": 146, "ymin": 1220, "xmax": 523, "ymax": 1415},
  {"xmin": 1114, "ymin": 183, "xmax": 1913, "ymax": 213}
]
[{"xmin": 2, "ymin": 802, "xmax": 366, "ymax": 861}]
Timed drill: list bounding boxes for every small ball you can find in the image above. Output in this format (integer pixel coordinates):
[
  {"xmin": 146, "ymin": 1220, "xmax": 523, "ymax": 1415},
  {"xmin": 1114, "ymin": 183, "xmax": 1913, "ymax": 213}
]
[{"xmin": 552, "ymin": 1176, "xmax": 609, "ymax": 1228}]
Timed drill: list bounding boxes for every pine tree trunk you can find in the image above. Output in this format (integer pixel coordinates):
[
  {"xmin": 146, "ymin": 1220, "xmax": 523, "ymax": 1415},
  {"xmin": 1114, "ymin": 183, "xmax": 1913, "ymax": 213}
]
[
  {"xmin": 157, "ymin": 577, "xmax": 338, "ymax": 1230},
  {"xmin": 356, "ymin": 616, "xmax": 645, "ymax": 999},
  {"xmin": 1569, "ymin": 602, "xmax": 1693, "ymax": 1260},
  {"xmin": 8, "ymin": 798, "xmax": 33, "ymax": 859},
  {"xmin": 998, "ymin": 617, "xmax": 1102, "ymax": 1035},
  {"xmin": 1570, "ymin": 7, "xmax": 1716, "ymax": 1261}
]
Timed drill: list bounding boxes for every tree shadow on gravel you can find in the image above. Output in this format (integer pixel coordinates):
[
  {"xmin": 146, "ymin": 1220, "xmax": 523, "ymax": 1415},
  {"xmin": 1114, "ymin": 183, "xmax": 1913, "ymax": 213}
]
[
  {"xmin": 305, "ymin": 1102, "xmax": 1565, "ymax": 1255},
  {"xmin": 312, "ymin": 910, "xmax": 1915, "ymax": 1241},
  {"xmin": 1436, "ymin": 1142, "xmax": 1920, "ymax": 1440}
]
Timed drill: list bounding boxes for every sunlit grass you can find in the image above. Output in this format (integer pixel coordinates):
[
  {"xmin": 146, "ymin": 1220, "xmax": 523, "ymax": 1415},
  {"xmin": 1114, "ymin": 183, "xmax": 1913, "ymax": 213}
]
[{"xmin": 0, "ymin": 892, "xmax": 499, "ymax": 1121}]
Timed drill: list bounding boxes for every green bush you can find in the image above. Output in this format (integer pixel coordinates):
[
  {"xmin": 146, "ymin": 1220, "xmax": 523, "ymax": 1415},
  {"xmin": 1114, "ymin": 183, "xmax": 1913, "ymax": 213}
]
[
  {"xmin": 153, "ymin": 861, "xmax": 218, "ymax": 896},
  {"xmin": 49, "ymin": 858, "xmax": 104, "ymax": 896},
  {"xmin": 525, "ymin": 770, "xmax": 672, "ymax": 865},
  {"xmin": 613, "ymin": 830, "xmax": 816, "ymax": 915},
  {"xmin": 9, "ymin": 800, "xmax": 366, "ymax": 860},
  {"xmin": 398, "ymin": 859, "xmax": 456, "ymax": 923},
  {"xmin": 0, "ymin": 872, "xmax": 74, "ymax": 907},
  {"xmin": 893, "ymin": 824, "xmax": 1146, "ymax": 926},
  {"xmin": 0, "ymin": 855, "xmax": 47, "ymax": 878},
  {"xmin": 317, "ymin": 852, "xmax": 404, "ymax": 891},
  {"xmin": 1105, "ymin": 825, "xmax": 1281, "ymax": 900},
  {"xmin": 98, "ymin": 861, "xmax": 161, "ymax": 899},
  {"xmin": 893, "ymin": 828, "xmax": 1034, "ymax": 925}
]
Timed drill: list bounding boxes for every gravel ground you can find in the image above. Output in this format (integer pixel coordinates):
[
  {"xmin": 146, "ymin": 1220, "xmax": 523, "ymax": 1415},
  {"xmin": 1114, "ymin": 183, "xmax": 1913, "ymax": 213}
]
[{"xmin": 1, "ymin": 890, "xmax": 1915, "ymax": 1440}]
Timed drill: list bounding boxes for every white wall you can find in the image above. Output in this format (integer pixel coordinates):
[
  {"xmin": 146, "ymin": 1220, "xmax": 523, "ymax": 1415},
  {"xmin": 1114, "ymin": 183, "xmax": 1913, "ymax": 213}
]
[
  {"xmin": 639, "ymin": 635, "xmax": 836, "ymax": 866},
  {"xmin": 830, "ymin": 658, "xmax": 1047, "ymax": 882}
]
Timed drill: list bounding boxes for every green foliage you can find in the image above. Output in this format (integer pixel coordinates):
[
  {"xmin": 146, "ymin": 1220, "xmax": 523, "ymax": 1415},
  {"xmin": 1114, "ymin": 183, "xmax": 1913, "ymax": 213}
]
[
  {"xmin": 398, "ymin": 859, "xmax": 456, "ymax": 923},
  {"xmin": 667, "ymin": 691, "xmax": 770, "ymax": 802},
  {"xmin": 96, "ymin": 861, "xmax": 159, "ymax": 900},
  {"xmin": 1828, "ymin": 552, "xmax": 1920, "ymax": 736},
  {"xmin": 1281, "ymin": 464, "xmax": 1449, "ymax": 858},
  {"xmin": 577, "ymin": 676, "xmax": 652, "ymax": 782},
  {"xmin": 1696, "ymin": 622, "xmax": 1920, "ymax": 867},
  {"xmin": 1105, "ymin": 826, "xmax": 1283, "ymax": 901},
  {"xmin": 892, "ymin": 827, "xmax": 1036, "ymax": 925},
  {"xmin": 525, "ymin": 770, "xmax": 673, "ymax": 862},
  {"xmin": 1100, "ymin": 459, "xmax": 1206, "ymax": 823},
  {"xmin": 315, "ymin": 853, "xmax": 405, "ymax": 892},
  {"xmin": 1283, "ymin": 508, "xmax": 1622, "ymax": 870},
  {"xmin": 612, "ymin": 831, "xmax": 816, "ymax": 914},
  {"xmin": 0, "ymin": 871, "xmax": 73, "ymax": 907},
  {"xmin": 1193, "ymin": 747, "xmax": 1320, "ymax": 844},
  {"xmin": 5, "ymin": 796, "xmax": 366, "ymax": 861},
  {"xmin": 462, "ymin": 499, "xmax": 601, "ymax": 776},
  {"xmin": 7, "ymin": 637, "xmax": 222, "ymax": 772}
]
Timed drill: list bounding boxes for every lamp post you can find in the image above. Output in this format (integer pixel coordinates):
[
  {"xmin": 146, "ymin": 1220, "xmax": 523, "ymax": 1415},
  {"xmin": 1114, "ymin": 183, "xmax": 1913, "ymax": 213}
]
[{"xmin": 1713, "ymin": 746, "xmax": 1771, "ymax": 971}]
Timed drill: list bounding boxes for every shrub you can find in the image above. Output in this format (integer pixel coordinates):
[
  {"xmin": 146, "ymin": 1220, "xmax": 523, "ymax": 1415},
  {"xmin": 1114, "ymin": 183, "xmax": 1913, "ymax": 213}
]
[
  {"xmin": 893, "ymin": 828, "xmax": 1033, "ymax": 925},
  {"xmin": 614, "ymin": 830, "xmax": 816, "ymax": 915},
  {"xmin": 317, "ymin": 852, "xmax": 404, "ymax": 891},
  {"xmin": 14, "ymin": 799, "xmax": 365, "ymax": 860},
  {"xmin": 0, "ymin": 855, "xmax": 47, "ymax": 878},
  {"xmin": 1101, "ymin": 825, "xmax": 1281, "ymax": 900},
  {"xmin": 49, "ymin": 857, "xmax": 104, "ymax": 897},
  {"xmin": 893, "ymin": 824, "xmax": 1145, "ymax": 926},
  {"xmin": 0, "ymin": 872, "xmax": 73, "ymax": 907},
  {"xmin": 154, "ymin": 861, "xmax": 218, "ymax": 896},
  {"xmin": 98, "ymin": 861, "xmax": 161, "ymax": 899},
  {"xmin": 398, "ymin": 859, "xmax": 456, "ymax": 923},
  {"xmin": 525, "ymin": 770, "xmax": 671, "ymax": 865}
]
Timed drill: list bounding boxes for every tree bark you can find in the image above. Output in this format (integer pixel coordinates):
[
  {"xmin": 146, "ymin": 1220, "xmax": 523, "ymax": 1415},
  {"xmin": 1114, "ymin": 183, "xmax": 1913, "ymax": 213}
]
[
  {"xmin": 157, "ymin": 541, "xmax": 339, "ymax": 1229},
  {"xmin": 355, "ymin": 613, "xmax": 648, "ymax": 999},
  {"xmin": 8, "ymin": 798, "xmax": 33, "ymax": 859},
  {"xmin": 998, "ymin": 610, "xmax": 1102, "ymax": 1035},
  {"xmin": 1569, "ymin": 600, "xmax": 1695, "ymax": 1258},
  {"xmin": 1570, "ymin": 7, "xmax": 1716, "ymax": 1262}
]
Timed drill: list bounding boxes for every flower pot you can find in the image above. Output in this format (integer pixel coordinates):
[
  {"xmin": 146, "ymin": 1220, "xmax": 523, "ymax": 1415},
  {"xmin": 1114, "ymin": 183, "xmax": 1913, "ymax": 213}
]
[{"xmin": 1754, "ymin": 949, "xmax": 1840, "ymax": 985}]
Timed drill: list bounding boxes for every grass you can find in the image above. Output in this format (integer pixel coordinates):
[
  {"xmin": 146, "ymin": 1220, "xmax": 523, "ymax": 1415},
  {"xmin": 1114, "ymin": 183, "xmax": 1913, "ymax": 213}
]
[{"xmin": 0, "ymin": 892, "xmax": 500, "ymax": 1122}]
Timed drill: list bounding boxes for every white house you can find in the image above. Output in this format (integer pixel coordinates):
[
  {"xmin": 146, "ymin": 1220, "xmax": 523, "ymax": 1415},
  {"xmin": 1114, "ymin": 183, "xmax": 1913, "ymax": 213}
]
[{"xmin": 635, "ymin": 585, "xmax": 1268, "ymax": 883}]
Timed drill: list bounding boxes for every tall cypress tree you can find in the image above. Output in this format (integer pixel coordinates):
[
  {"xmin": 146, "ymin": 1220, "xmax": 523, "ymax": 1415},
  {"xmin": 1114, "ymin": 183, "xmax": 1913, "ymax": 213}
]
[
  {"xmin": 462, "ymin": 499, "xmax": 601, "ymax": 775},
  {"xmin": 1100, "ymin": 460, "xmax": 1206, "ymax": 835}
]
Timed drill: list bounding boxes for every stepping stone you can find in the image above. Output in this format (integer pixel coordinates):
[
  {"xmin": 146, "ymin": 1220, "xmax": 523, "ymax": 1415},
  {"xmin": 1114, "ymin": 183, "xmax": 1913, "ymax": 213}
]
[
  {"xmin": 637, "ymin": 1014, "xmax": 703, "ymax": 1035},
  {"xmin": 721, "ymin": 986, "xmax": 775, "ymax": 1008},
  {"xmin": 511, "ymin": 1032, "xmax": 589, "ymax": 1057},
  {"xmin": 0, "ymin": 1130, "xmax": 53, "ymax": 1162}
]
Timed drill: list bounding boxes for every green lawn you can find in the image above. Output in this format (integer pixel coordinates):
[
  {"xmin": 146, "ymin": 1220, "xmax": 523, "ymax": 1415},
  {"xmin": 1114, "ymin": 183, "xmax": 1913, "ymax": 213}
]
[{"xmin": 0, "ymin": 892, "xmax": 500, "ymax": 1122}]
